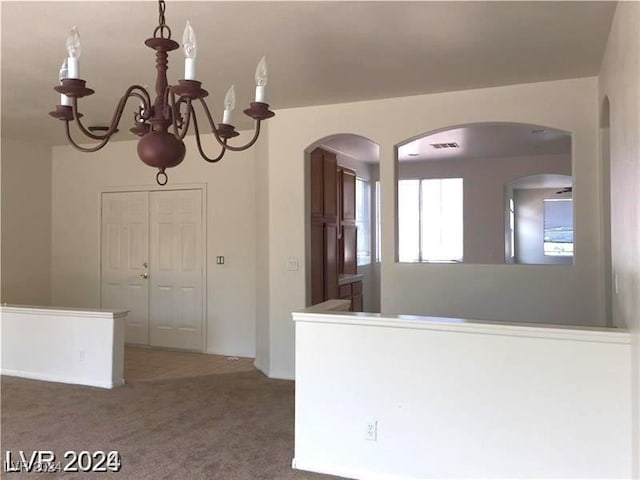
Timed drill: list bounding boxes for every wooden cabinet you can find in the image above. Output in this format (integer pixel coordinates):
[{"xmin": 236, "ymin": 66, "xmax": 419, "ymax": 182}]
[
  {"xmin": 338, "ymin": 279, "xmax": 363, "ymax": 312},
  {"xmin": 310, "ymin": 147, "xmax": 359, "ymax": 308},
  {"xmin": 310, "ymin": 148, "xmax": 339, "ymax": 303},
  {"xmin": 337, "ymin": 166, "xmax": 357, "ymax": 275}
]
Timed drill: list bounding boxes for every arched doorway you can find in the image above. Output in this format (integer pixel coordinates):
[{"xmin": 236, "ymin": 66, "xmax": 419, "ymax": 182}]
[{"xmin": 304, "ymin": 134, "xmax": 381, "ymax": 312}]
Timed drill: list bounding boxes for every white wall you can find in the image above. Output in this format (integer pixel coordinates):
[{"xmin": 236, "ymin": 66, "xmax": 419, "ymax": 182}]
[
  {"xmin": 293, "ymin": 310, "xmax": 632, "ymax": 479},
  {"xmin": 1, "ymin": 305, "xmax": 126, "ymax": 389},
  {"xmin": 262, "ymin": 77, "xmax": 604, "ymax": 379},
  {"xmin": 51, "ymin": 132, "xmax": 261, "ymax": 358},
  {"xmin": 0, "ymin": 137, "xmax": 52, "ymax": 305},
  {"xmin": 255, "ymin": 124, "xmax": 271, "ymax": 373},
  {"xmin": 399, "ymin": 154, "xmax": 571, "ymax": 264},
  {"xmin": 598, "ymin": 2, "xmax": 640, "ymax": 476}
]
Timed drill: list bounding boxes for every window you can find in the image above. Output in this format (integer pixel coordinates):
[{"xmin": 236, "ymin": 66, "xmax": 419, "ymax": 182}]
[
  {"xmin": 508, "ymin": 197, "xmax": 515, "ymax": 259},
  {"xmin": 375, "ymin": 181, "xmax": 381, "ymax": 263},
  {"xmin": 398, "ymin": 178, "xmax": 463, "ymax": 262},
  {"xmin": 355, "ymin": 178, "xmax": 371, "ymax": 265},
  {"xmin": 543, "ymin": 198, "xmax": 573, "ymax": 256}
]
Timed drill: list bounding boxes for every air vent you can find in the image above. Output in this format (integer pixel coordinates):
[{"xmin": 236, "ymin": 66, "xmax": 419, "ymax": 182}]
[{"xmin": 430, "ymin": 142, "xmax": 459, "ymax": 149}]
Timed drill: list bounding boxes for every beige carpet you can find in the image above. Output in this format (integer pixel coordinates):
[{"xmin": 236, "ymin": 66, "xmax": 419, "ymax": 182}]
[{"xmin": 1, "ymin": 372, "xmax": 345, "ymax": 479}]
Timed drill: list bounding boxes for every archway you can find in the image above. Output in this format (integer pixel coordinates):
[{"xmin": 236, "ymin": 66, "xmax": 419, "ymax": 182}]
[
  {"xmin": 304, "ymin": 134, "xmax": 381, "ymax": 312},
  {"xmin": 395, "ymin": 122, "xmax": 572, "ymax": 264}
]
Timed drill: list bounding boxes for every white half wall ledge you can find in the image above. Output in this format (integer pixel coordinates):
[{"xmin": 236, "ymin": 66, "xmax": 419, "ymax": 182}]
[
  {"xmin": 0, "ymin": 305, "xmax": 127, "ymax": 389},
  {"xmin": 293, "ymin": 309, "xmax": 633, "ymax": 479}
]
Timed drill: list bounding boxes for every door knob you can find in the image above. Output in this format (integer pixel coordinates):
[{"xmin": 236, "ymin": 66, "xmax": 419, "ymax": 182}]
[
  {"xmin": 140, "ymin": 272, "xmax": 148, "ymax": 279},
  {"xmin": 142, "ymin": 262, "xmax": 148, "ymax": 269}
]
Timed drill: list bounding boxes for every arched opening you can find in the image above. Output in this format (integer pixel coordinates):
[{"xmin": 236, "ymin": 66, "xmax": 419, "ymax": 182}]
[
  {"xmin": 395, "ymin": 122, "xmax": 572, "ymax": 264},
  {"xmin": 304, "ymin": 134, "xmax": 381, "ymax": 312}
]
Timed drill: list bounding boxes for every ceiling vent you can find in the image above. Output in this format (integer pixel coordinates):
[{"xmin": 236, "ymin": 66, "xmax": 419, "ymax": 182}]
[{"xmin": 430, "ymin": 142, "xmax": 459, "ymax": 149}]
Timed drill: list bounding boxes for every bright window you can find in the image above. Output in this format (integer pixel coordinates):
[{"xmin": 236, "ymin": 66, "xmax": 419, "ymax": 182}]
[
  {"xmin": 543, "ymin": 198, "xmax": 573, "ymax": 256},
  {"xmin": 355, "ymin": 178, "xmax": 371, "ymax": 265},
  {"xmin": 509, "ymin": 197, "xmax": 515, "ymax": 259},
  {"xmin": 398, "ymin": 178, "xmax": 463, "ymax": 262},
  {"xmin": 375, "ymin": 181, "xmax": 381, "ymax": 262}
]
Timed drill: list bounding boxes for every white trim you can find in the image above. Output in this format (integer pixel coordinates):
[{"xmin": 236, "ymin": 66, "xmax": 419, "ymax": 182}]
[
  {"xmin": 292, "ymin": 310, "xmax": 630, "ymax": 345},
  {"xmin": 292, "ymin": 458, "xmax": 423, "ymax": 480},
  {"xmin": 0, "ymin": 305, "xmax": 127, "ymax": 319},
  {"xmin": 267, "ymin": 370, "xmax": 295, "ymax": 381},
  {"xmin": 1, "ymin": 370, "xmax": 124, "ymax": 390},
  {"xmin": 253, "ymin": 358, "xmax": 269, "ymax": 377}
]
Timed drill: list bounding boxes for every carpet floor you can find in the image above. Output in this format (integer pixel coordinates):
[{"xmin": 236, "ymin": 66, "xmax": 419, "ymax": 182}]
[{"xmin": 1, "ymin": 372, "xmax": 345, "ymax": 480}]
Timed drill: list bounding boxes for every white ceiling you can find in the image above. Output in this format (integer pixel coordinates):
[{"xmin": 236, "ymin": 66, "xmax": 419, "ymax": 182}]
[
  {"xmin": 398, "ymin": 122, "xmax": 571, "ymax": 162},
  {"xmin": 1, "ymin": 1, "xmax": 616, "ymax": 147}
]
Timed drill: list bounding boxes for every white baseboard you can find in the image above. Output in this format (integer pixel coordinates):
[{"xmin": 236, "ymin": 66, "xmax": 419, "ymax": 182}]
[
  {"xmin": 253, "ymin": 358, "xmax": 269, "ymax": 377},
  {"xmin": 292, "ymin": 458, "xmax": 424, "ymax": 480},
  {"xmin": 1, "ymin": 369, "xmax": 118, "ymax": 389},
  {"xmin": 267, "ymin": 369, "xmax": 295, "ymax": 381}
]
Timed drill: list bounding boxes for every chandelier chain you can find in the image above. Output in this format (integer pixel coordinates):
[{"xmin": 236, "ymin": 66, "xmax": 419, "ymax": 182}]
[
  {"xmin": 158, "ymin": 0, "xmax": 166, "ymax": 28},
  {"xmin": 154, "ymin": 0, "xmax": 171, "ymax": 39}
]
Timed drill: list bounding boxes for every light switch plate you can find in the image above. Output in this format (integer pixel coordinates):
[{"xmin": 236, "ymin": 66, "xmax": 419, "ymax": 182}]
[{"xmin": 287, "ymin": 257, "xmax": 298, "ymax": 271}]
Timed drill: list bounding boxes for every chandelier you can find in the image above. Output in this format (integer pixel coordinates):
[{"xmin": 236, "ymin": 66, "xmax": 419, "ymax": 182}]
[{"xmin": 49, "ymin": 0, "xmax": 275, "ymax": 185}]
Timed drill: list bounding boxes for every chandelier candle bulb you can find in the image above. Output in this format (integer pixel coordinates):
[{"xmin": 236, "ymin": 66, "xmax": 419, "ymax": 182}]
[
  {"xmin": 255, "ymin": 56, "xmax": 268, "ymax": 102},
  {"xmin": 66, "ymin": 26, "xmax": 81, "ymax": 79},
  {"xmin": 222, "ymin": 85, "xmax": 236, "ymax": 124},
  {"xmin": 182, "ymin": 21, "xmax": 197, "ymax": 80},
  {"xmin": 58, "ymin": 59, "xmax": 71, "ymax": 106}
]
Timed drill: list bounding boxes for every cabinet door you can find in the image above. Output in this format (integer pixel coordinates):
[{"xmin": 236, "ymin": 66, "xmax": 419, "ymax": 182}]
[
  {"xmin": 342, "ymin": 168, "xmax": 356, "ymax": 222},
  {"xmin": 324, "ymin": 223, "xmax": 339, "ymax": 299},
  {"xmin": 352, "ymin": 293, "xmax": 363, "ymax": 312},
  {"xmin": 310, "ymin": 149, "xmax": 324, "ymax": 218},
  {"xmin": 310, "ymin": 220, "xmax": 325, "ymax": 305},
  {"xmin": 342, "ymin": 224, "xmax": 357, "ymax": 275},
  {"xmin": 323, "ymin": 152, "xmax": 338, "ymax": 221},
  {"xmin": 352, "ymin": 281, "xmax": 363, "ymax": 312}
]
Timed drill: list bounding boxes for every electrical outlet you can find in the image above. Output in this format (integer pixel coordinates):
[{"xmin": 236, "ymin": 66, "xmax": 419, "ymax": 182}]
[
  {"xmin": 287, "ymin": 257, "xmax": 298, "ymax": 271},
  {"xmin": 365, "ymin": 420, "xmax": 377, "ymax": 441},
  {"xmin": 216, "ymin": 256, "xmax": 225, "ymax": 265},
  {"xmin": 79, "ymin": 350, "xmax": 85, "ymax": 362}
]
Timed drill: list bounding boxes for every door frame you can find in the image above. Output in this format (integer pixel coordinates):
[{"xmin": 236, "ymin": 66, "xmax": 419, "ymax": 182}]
[{"xmin": 99, "ymin": 183, "xmax": 208, "ymax": 353}]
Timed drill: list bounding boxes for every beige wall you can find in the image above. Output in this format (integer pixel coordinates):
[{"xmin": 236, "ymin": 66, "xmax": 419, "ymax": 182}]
[
  {"xmin": 1, "ymin": 137, "xmax": 52, "ymax": 305},
  {"xmin": 263, "ymin": 77, "xmax": 604, "ymax": 379},
  {"xmin": 598, "ymin": 2, "xmax": 640, "ymax": 476},
  {"xmin": 51, "ymin": 132, "xmax": 260, "ymax": 358}
]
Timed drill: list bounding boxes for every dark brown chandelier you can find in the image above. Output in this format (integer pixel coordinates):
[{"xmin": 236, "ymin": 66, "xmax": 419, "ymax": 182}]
[{"xmin": 49, "ymin": 0, "xmax": 274, "ymax": 185}]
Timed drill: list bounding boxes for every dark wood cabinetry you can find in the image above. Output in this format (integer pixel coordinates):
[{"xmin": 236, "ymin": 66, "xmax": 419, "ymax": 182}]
[
  {"xmin": 338, "ymin": 279, "xmax": 363, "ymax": 312},
  {"xmin": 310, "ymin": 147, "xmax": 361, "ymax": 311},
  {"xmin": 338, "ymin": 167, "xmax": 357, "ymax": 275}
]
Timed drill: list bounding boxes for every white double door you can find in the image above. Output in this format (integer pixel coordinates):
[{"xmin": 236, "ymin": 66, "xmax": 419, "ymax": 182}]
[{"xmin": 101, "ymin": 189, "xmax": 204, "ymax": 351}]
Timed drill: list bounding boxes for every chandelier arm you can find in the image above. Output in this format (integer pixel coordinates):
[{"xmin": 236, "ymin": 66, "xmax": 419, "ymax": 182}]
[
  {"xmin": 72, "ymin": 85, "xmax": 152, "ymax": 141},
  {"xmin": 196, "ymin": 98, "xmax": 262, "ymax": 152},
  {"xmin": 191, "ymin": 104, "xmax": 227, "ymax": 163},
  {"xmin": 129, "ymin": 86, "xmax": 153, "ymax": 121},
  {"xmin": 223, "ymin": 121, "xmax": 262, "ymax": 152},
  {"xmin": 168, "ymin": 91, "xmax": 193, "ymax": 140},
  {"xmin": 197, "ymin": 98, "xmax": 228, "ymax": 147},
  {"xmin": 64, "ymin": 121, "xmax": 111, "ymax": 153}
]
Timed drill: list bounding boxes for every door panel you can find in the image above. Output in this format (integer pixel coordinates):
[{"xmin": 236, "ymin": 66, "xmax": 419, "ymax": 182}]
[
  {"xmin": 101, "ymin": 191, "xmax": 150, "ymax": 345},
  {"xmin": 149, "ymin": 189, "xmax": 204, "ymax": 350},
  {"xmin": 324, "ymin": 223, "xmax": 338, "ymax": 299}
]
